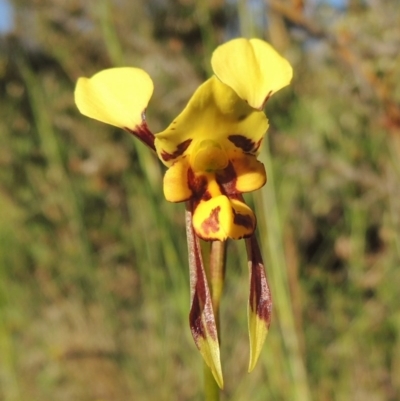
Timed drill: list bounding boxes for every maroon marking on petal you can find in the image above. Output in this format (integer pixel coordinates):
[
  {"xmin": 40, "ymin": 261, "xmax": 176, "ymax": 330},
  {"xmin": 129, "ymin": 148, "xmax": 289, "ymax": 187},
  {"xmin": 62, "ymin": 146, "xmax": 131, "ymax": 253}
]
[
  {"xmin": 187, "ymin": 168, "xmax": 208, "ymax": 198},
  {"xmin": 190, "ymin": 281, "xmax": 207, "ymax": 340},
  {"xmin": 125, "ymin": 120, "xmax": 156, "ymax": 151},
  {"xmin": 261, "ymin": 90, "xmax": 273, "ymax": 109},
  {"xmin": 160, "ymin": 139, "xmax": 192, "ymax": 162},
  {"xmin": 228, "ymin": 135, "xmax": 257, "ymax": 153},
  {"xmin": 246, "ymin": 236, "xmax": 272, "ymax": 325},
  {"xmin": 233, "ymin": 208, "xmax": 254, "ymax": 232},
  {"xmin": 202, "ymin": 190, "xmax": 212, "ymax": 202},
  {"xmin": 215, "ymin": 162, "xmax": 238, "ymax": 197},
  {"xmin": 201, "ymin": 206, "xmax": 221, "ymax": 236},
  {"xmin": 237, "ymin": 113, "xmax": 248, "ymax": 121}
]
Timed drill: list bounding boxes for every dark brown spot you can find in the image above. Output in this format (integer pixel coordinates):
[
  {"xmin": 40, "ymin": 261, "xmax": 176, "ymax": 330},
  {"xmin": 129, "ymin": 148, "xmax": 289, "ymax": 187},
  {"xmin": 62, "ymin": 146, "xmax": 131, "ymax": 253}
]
[
  {"xmin": 190, "ymin": 287, "xmax": 205, "ymax": 340},
  {"xmin": 233, "ymin": 208, "xmax": 254, "ymax": 231},
  {"xmin": 215, "ymin": 162, "xmax": 238, "ymax": 196},
  {"xmin": 161, "ymin": 138, "xmax": 192, "ymax": 162},
  {"xmin": 187, "ymin": 168, "xmax": 208, "ymax": 200},
  {"xmin": 228, "ymin": 135, "xmax": 257, "ymax": 153},
  {"xmin": 237, "ymin": 113, "xmax": 248, "ymax": 121}
]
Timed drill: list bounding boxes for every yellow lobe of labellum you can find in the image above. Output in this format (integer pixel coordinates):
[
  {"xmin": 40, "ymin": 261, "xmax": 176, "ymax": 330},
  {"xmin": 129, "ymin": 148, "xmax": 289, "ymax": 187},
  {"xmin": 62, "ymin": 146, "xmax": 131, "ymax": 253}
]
[
  {"xmin": 74, "ymin": 67, "xmax": 154, "ymax": 130},
  {"xmin": 230, "ymin": 152, "xmax": 267, "ymax": 193},
  {"xmin": 163, "ymin": 157, "xmax": 193, "ymax": 202},
  {"xmin": 193, "ymin": 194, "xmax": 256, "ymax": 241},
  {"xmin": 211, "ymin": 38, "xmax": 293, "ymax": 110}
]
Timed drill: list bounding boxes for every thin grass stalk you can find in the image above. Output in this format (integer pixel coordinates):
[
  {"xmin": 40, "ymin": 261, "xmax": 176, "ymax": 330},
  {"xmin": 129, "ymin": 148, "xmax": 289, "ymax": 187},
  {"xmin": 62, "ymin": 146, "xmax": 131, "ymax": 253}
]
[
  {"xmin": 0, "ymin": 228, "xmax": 21, "ymax": 401},
  {"xmin": 17, "ymin": 58, "xmax": 94, "ymax": 275},
  {"xmin": 194, "ymin": 1, "xmax": 217, "ymax": 76},
  {"xmin": 98, "ymin": 0, "xmax": 124, "ymax": 65}
]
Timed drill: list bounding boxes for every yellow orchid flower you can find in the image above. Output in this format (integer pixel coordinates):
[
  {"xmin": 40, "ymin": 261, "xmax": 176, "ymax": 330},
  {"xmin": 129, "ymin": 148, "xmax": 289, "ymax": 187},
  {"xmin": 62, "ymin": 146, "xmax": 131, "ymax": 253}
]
[{"xmin": 75, "ymin": 37, "xmax": 292, "ymax": 388}]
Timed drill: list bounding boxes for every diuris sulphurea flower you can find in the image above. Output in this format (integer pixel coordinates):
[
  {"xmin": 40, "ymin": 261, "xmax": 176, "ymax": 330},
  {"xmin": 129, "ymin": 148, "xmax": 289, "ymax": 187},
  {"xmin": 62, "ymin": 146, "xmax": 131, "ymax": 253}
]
[{"xmin": 75, "ymin": 38, "xmax": 292, "ymax": 388}]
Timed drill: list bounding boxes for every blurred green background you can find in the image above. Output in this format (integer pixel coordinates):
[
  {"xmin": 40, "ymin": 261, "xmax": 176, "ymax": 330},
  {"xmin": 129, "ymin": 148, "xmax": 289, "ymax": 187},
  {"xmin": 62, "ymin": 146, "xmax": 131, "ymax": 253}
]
[{"xmin": 1, "ymin": 0, "xmax": 400, "ymax": 400}]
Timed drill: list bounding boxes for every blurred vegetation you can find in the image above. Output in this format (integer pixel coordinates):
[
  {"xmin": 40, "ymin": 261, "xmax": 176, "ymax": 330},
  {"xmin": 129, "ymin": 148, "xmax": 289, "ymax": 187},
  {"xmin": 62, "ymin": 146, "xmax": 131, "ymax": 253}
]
[{"xmin": 1, "ymin": 0, "xmax": 400, "ymax": 400}]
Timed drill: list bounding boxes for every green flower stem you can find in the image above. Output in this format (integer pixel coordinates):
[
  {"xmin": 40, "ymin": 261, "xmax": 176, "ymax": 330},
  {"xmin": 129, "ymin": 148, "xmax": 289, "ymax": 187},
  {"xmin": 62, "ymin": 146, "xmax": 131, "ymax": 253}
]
[
  {"xmin": 204, "ymin": 361, "xmax": 220, "ymax": 401},
  {"xmin": 208, "ymin": 241, "xmax": 226, "ymax": 325},
  {"xmin": 204, "ymin": 240, "xmax": 226, "ymax": 401}
]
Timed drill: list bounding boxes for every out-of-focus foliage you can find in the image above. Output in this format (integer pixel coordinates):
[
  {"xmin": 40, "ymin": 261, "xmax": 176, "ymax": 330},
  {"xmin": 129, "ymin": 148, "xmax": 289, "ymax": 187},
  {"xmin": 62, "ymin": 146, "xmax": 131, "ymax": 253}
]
[{"xmin": 0, "ymin": 0, "xmax": 399, "ymax": 400}]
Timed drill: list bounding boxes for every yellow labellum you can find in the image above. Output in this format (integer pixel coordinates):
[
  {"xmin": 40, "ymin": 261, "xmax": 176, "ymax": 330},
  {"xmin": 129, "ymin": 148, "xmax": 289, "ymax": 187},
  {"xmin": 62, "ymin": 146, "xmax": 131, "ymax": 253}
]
[
  {"xmin": 75, "ymin": 67, "xmax": 153, "ymax": 130},
  {"xmin": 211, "ymin": 38, "xmax": 293, "ymax": 110},
  {"xmin": 193, "ymin": 196, "xmax": 255, "ymax": 240},
  {"xmin": 230, "ymin": 153, "xmax": 267, "ymax": 193},
  {"xmin": 163, "ymin": 157, "xmax": 192, "ymax": 202}
]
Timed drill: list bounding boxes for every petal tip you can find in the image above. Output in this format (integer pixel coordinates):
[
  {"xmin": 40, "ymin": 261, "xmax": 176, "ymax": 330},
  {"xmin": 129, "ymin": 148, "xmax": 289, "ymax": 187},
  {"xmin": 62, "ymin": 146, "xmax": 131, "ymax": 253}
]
[
  {"xmin": 248, "ymin": 322, "xmax": 269, "ymax": 372},
  {"xmin": 196, "ymin": 336, "xmax": 224, "ymax": 388}
]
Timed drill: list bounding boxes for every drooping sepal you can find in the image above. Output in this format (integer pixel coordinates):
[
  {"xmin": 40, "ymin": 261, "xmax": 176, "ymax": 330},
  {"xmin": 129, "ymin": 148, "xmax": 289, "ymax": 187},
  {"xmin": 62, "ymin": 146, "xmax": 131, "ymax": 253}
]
[
  {"xmin": 211, "ymin": 38, "xmax": 293, "ymax": 110},
  {"xmin": 245, "ymin": 235, "xmax": 272, "ymax": 372},
  {"xmin": 74, "ymin": 67, "xmax": 155, "ymax": 150},
  {"xmin": 186, "ymin": 205, "xmax": 224, "ymax": 388}
]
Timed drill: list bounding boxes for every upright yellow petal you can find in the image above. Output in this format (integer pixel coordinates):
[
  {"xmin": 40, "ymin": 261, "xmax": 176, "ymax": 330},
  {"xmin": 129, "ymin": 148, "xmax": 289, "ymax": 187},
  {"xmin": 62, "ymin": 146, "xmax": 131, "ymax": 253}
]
[
  {"xmin": 75, "ymin": 67, "xmax": 154, "ymax": 130},
  {"xmin": 211, "ymin": 38, "xmax": 293, "ymax": 110}
]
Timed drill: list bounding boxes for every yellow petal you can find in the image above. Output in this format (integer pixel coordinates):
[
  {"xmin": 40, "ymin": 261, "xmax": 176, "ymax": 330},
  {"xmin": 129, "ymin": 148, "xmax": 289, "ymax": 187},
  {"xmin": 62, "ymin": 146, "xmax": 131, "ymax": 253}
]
[
  {"xmin": 211, "ymin": 38, "xmax": 293, "ymax": 110},
  {"xmin": 193, "ymin": 195, "xmax": 256, "ymax": 240},
  {"xmin": 163, "ymin": 157, "xmax": 193, "ymax": 202},
  {"xmin": 230, "ymin": 152, "xmax": 267, "ymax": 193},
  {"xmin": 75, "ymin": 67, "xmax": 154, "ymax": 130},
  {"xmin": 155, "ymin": 76, "xmax": 268, "ymax": 166}
]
